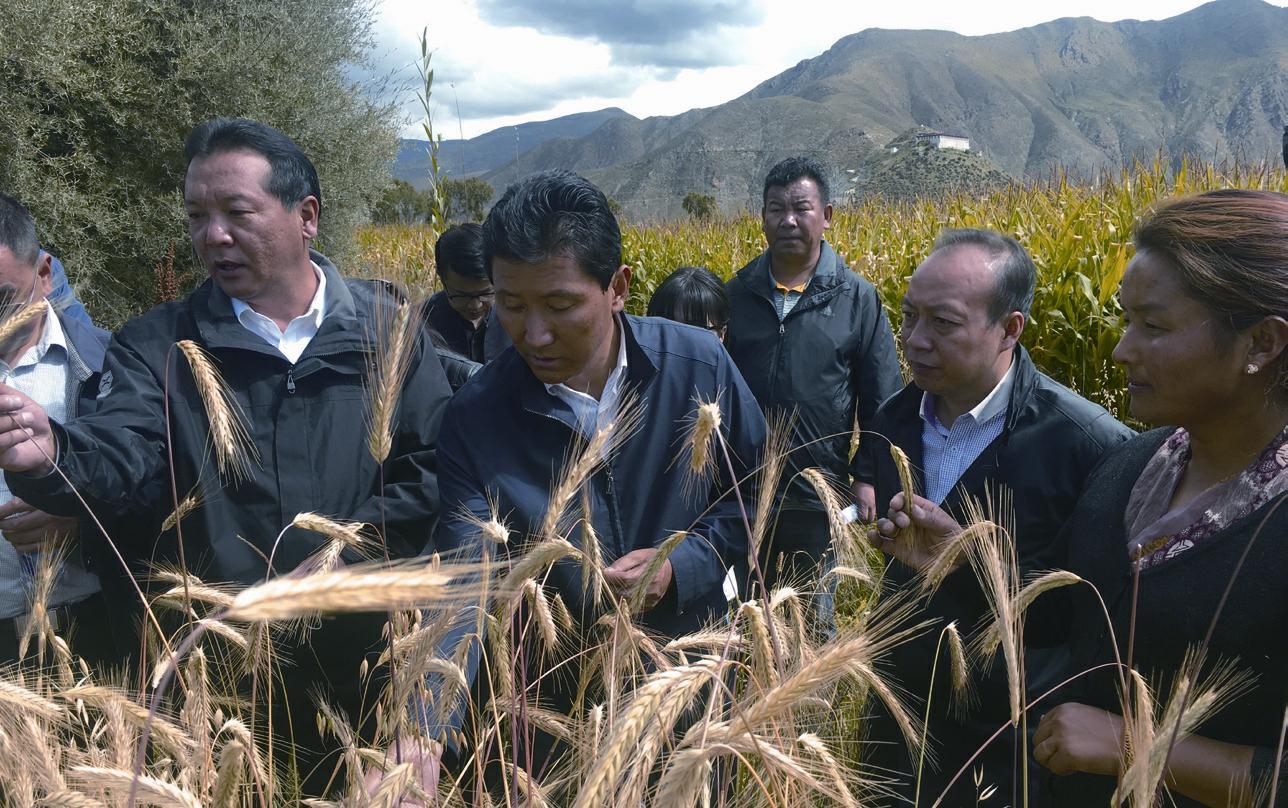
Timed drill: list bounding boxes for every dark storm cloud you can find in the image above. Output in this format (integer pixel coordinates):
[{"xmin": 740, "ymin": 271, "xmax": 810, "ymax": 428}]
[{"xmin": 477, "ymin": 0, "xmax": 763, "ymax": 67}]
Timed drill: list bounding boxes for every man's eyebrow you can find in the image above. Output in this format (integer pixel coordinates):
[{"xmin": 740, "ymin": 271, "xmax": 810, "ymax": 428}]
[{"xmin": 184, "ymin": 192, "xmax": 258, "ymax": 205}]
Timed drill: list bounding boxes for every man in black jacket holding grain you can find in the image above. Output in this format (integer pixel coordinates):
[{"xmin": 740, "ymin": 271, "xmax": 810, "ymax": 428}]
[
  {"xmin": 0, "ymin": 117, "xmax": 452, "ymax": 791},
  {"xmin": 859, "ymin": 229, "xmax": 1131, "ymax": 806}
]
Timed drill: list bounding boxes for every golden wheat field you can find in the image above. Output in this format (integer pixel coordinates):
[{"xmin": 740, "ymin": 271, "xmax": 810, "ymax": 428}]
[{"xmin": 1, "ymin": 159, "xmax": 1283, "ymax": 807}]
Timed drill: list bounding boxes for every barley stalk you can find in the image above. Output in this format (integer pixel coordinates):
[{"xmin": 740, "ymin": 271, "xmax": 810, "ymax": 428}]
[
  {"xmin": 70, "ymin": 766, "xmax": 203, "ymax": 808},
  {"xmin": 890, "ymin": 444, "xmax": 917, "ymax": 507},
  {"xmin": 223, "ymin": 563, "xmax": 457, "ymax": 621},
  {"xmin": 175, "ymin": 339, "xmax": 260, "ymax": 482},
  {"xmin": 161, "ymin": 489, "xmax": 204, "ymax": 533},
  {"xmin": 365, "ymin": 300, "xmax": 418, "ymax": 464},
  {"xmin": 686, "ymin": 397, "xmax": 721, "ymax": 478}
]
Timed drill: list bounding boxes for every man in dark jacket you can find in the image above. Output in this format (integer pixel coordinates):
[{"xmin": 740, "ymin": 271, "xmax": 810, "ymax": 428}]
[
  {"xmin": 423, "ymin": 223, "xmax": 492, "ymax": 362},
  {"xmin": 424, "ymin": 169, "xmax": 766, "ymax": 784},
  {"xmin": 0, "ymin": 119, "xmax": 451, "ymax": 788},
  {"xmin": 859, "ymin": 229, "xmax": 1132, "ymax": 806},
  {"xmin": 725, "ymin": 156, "xmax": 903, "ymax": 593},
  {"xmin": 0, "ymin": 193, "xmax": 115, "ymax": 666}
]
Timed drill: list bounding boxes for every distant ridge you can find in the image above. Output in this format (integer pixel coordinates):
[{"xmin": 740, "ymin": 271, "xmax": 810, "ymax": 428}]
[
  {"xmin": 396, "ymin": 0, "xmax": 1288, "ymax": 220},
  {"xmin": 395, "ymin": 107, "xmax": 633, "ymax": 184}
]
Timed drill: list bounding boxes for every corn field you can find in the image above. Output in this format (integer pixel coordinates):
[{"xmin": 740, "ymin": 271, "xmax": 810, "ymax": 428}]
[{"xmin": 356, "ymin": 157, "xmax": 1288, "ymax": 420}]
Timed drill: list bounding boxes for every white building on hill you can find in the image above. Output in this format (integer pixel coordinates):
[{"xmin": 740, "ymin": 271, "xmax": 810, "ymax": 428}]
[{"xmin": 914, "ymin": 131, "xmax": 971, "ymax": 151}]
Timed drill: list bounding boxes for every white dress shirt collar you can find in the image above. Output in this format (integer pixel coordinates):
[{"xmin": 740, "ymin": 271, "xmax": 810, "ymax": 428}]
[{"xmin": 229, "ymin": 262, "xmax": 326, "ymax": 364}]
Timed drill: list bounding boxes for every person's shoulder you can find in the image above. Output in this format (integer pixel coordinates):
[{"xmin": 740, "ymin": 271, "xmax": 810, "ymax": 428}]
[
  {"xmin": 341, "ymin": 276, "xmax": 403, "ymax": 310},
  {"xmin": 111, "ymin": 296, "xmax": 194, "ymax": 349},
  {"xmin": 628, "ymin": 315, "xmax": 724, "ymax": 370},
  {"xmin": 1086, "ymin": 427, "xmax": 1175, "ymax": 484},
  {"xmin": 874, "ymin": 380, "xmax": 919, "ymax": 419},
  {"xmin": 727, "ymin": 251, "xmax": 767, "ymax": 291},
  {"xmin": 444, "ymin": 348, "xmax": 523, "ymax": 414},
  {"xmin": 1030, "ymin": 371, "xmax": 1134, "ymax": 446},
  {"xmin": 58, "ymin": 308, "xmax": 109, "ymax": 344}
]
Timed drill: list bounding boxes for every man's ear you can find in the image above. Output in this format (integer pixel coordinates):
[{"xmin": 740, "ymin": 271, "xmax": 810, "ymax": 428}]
[
  {"xmin": 298, "ymin": 196, "xmax": 320, "ymax": 242},
  {"xmin": 823, "ymin": 202, "xmax": 834, "ymax": 230},
  {"xmin": 34, "ymin": 252, "xmax": 53, "ymax": 299},
  {"xmin": 609, "ymin": 265, "xmax": 632, "ymax": 313},
  {"xmin": 1000, "ymin": 311, "xmax": 1026, "ymax": 350}
]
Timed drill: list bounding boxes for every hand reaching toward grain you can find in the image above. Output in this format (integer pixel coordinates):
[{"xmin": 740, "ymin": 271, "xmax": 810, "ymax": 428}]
[
  {"xmin": 870, "ymin": 492, "xmax": 964, "ymax": 574},
  {"xmin": 603, "ymin": 548, "xmax": 673, "ymax": 612},
  {"xmin": 0, "ymin": 387, "xmax": 55, "ymax": 476}
]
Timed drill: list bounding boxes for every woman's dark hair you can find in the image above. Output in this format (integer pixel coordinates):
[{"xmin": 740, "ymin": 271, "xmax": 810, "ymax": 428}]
[
  {"xmin": 184, "ymin": 118, "xmax": 322, "ymax": 213},
  {"xmin": 481, "ymin": 170, "xmax": 620, "ymax": 289},
  {"xmin": 434, "ymin": 223, "xmax": 488, "ymax": 281},
  {"xmin": 647, "ymin": 266, "xmax": 730, "ymax": 330},
  {"xmin": 1134, "ymin": 189, "xmax": 1288, "ymax": 395}
]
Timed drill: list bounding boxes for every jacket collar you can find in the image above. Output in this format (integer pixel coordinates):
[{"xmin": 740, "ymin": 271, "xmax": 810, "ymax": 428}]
[
  {"xmin": 736, "ymin": 240, "xmax": 846, "ymax": 306},
  {"xmin": 1002, "ymin": 345, "xmax": 1040, "ymax": 432},
  {"xmin": 517, "ymin": 313, "xmax": 658, "ymax": 425},
  {"xmin": 59, "ymin": 310, "xmax": 109, "ymax": 383},
  {"xmin": 193, "ymin": 250, "xmax": 364, "ymax": 355},
  {"xmin": 883, "ymin": 344, "xmax": 1040, "ymax": 484}
]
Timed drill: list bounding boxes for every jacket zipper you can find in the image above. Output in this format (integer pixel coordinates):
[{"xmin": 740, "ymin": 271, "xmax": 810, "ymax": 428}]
[
  {"xmin": 286, "ymin": 369, "xmax": 296, "ymax": 395},
  {"xmin": 603, "ymin": 462, "xmax": 624, "ymax": 558}
]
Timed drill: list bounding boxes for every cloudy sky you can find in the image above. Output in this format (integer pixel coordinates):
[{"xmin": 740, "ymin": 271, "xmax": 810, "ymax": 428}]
[{"xmin": 367, "ymin": 0, "xmax": 1285, "ymax": 139}]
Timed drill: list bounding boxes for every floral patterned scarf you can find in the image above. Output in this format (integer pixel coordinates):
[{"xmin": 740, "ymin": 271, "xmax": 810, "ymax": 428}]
[{"xmin": 1126, "ymin": 425, "xmax": 1288, "ymax": 571}]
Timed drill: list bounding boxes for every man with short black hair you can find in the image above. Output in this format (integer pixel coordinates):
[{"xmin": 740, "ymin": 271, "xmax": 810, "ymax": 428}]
[
  {"xmin": 725, "ymin": 156, "xmax": 903, "ymax": 593},
  {"xmin": 424, "ymin": 223, "xmax": 492, "ymax": 362},
  {"xmin": 0, "ymin": 193, "xmax": 114, "ymax": 664},
  {"xmin": 425, "ymin": 168, "xmax": 767, "ymax": 785},
  {"xmin": 0, "ymin": 118, "xmax": 451, "ymax": 790},
  {"xmin": 857, "ymin": 228, "xmax": 1132, "ymax": 805}
]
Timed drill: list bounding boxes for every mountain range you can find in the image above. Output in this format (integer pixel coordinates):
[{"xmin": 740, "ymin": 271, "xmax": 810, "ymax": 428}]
[{"xmin": 394, "ymin": 0, "xmax": 1288, "ymax": 220}]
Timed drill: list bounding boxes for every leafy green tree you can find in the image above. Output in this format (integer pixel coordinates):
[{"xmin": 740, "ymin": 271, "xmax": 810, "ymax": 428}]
[
  {"xmin": 372, "ymin": 180, "xmax": 432, "ymax": 225},
  {"xmin": 442, "ymin": 177, "xmax": 494, "ymax": 222},
  {"xmin": 682, "ymin": 192, "xmax": 718, "ymax": 220},
  {"xmin": 0, "ymin": 0, "xmax": 398, "ymax": 326}
]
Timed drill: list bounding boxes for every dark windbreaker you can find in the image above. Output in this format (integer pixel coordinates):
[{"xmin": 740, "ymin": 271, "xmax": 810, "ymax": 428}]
[
  {"xmin": 725, "ymin": 240, "xmax": 903, "ymax": 507},
  {"xmin": 8, "ymin": 252, "xmax": 452, "ymax": 587}
]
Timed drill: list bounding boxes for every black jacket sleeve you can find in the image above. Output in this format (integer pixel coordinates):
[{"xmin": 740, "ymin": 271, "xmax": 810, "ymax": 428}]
[
  {"xmin": 348, "ymin": 336, "xmax": 452, "ymax": 559},
  {"xmin": 850, "ymin": 283, "xmax": 904, "ymax": 432}
]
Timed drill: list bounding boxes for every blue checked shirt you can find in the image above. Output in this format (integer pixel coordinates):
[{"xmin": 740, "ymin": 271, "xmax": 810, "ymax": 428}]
[{"xmin": 919, "ymin": 361, "xmax": 1016, "ymax": 505}]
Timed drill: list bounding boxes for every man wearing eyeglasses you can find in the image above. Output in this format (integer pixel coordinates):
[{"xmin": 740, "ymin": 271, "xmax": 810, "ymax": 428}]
[{"xmin": 424, "ymin": 224, "xmax": 493, "ymax": 362}]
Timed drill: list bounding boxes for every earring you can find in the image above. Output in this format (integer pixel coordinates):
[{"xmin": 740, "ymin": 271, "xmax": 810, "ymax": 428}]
[{"xmin": 1246, "ymin": 363, "xmax": 1260, "ymax": 375}]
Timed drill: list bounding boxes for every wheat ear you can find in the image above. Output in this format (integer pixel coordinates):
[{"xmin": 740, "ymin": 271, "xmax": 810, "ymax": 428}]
[
  {"xmin": 175, "ymin": 340, "xmax": 259, "ymax": 482},
  {"xmin": 365, "ymin": 300, "xmax": 417, "ymax": 463},
  {"xmin": 223, "ymin": 562, "xmax": 456, "ymax": 621}
]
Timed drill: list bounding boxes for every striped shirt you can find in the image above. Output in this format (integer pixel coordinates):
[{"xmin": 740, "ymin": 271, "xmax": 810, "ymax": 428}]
[
  {"xmin": 919, "ymin": 360, "xmax": 1016, "ymax": 505},
  {"xmin": 0, "ymin": 304, "xmax": 101, "ymax": 618},
  {"xmin": 772, "ymin": 279, "xmax": 809, "ymax": 319}
]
